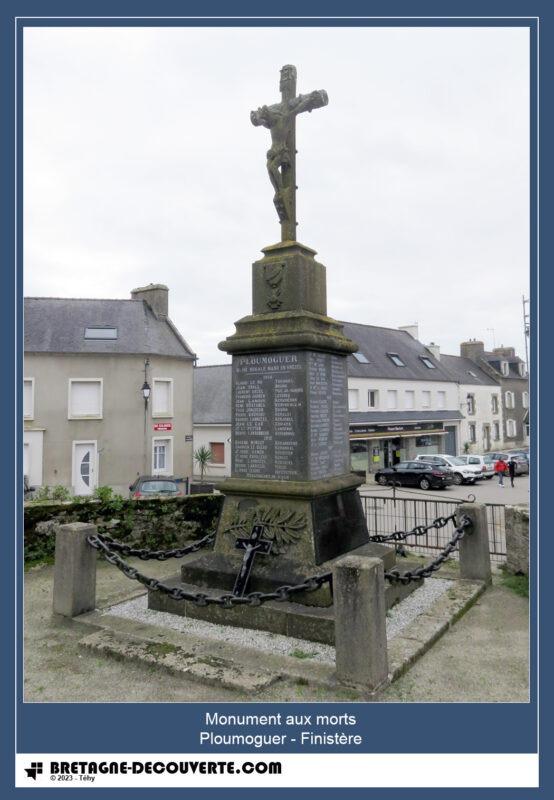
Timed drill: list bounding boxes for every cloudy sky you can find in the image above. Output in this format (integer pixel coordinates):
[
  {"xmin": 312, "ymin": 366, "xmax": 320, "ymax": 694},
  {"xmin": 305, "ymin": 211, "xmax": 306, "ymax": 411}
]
[{"xmin": 24, "ymin": 25, "xmax": 530, "ymax": 365}]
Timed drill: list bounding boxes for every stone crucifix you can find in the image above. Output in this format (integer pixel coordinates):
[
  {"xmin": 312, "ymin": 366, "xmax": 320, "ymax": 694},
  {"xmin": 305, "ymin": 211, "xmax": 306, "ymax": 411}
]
[{"xmin": 251, "ymin": 65, "xmax": 328, "ymax": 242}]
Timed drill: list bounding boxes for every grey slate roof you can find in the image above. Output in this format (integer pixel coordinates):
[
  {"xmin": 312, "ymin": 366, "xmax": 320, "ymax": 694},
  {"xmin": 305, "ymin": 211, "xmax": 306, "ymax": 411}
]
[
  {"xmin": 439, "ymin": 354, "xmax": 500, "ymax": 386},
  {"xmin": 24, "ymin": 298, "xmax": 195, "ymax": 359},
  {"xmin": 482, "ymin": 352, "xmax": 526, "ymax": 379},
  {"xmin": 193, "ymin": 365, "xmax": 232, "ymax": 424},
  {"xmin": 341, "ymin": 322, "xmax": 456, "ymax": 382},
  {"xmin": 350, "ymin": 410, "xmax": 464, "ymax": 425}
]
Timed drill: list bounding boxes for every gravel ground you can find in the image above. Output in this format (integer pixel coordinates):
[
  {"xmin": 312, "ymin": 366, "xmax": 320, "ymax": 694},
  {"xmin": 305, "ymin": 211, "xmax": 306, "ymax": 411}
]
[{"xmin": 103, "ymin": 577, "xmax": 453, "ymax": 665}]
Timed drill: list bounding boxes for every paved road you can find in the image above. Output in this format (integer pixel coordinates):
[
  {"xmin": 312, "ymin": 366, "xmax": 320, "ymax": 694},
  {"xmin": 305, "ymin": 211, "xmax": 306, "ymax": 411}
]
[{"xmin": 360, "ymin": 474, "xmax": 530, "ymax": 506}]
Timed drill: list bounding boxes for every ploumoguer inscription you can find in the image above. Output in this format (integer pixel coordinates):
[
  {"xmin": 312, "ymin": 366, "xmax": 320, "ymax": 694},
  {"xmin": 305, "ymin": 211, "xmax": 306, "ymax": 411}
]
[{"xmin": 232, "ymin": 351, "xmax": 350, "ymax": 481}]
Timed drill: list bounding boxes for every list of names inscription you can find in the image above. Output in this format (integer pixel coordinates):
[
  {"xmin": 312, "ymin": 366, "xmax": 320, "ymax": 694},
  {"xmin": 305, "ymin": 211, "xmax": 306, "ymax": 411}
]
[{"xmin": 232, "ymin": 351, "xmax": 350, "ymax": 481}]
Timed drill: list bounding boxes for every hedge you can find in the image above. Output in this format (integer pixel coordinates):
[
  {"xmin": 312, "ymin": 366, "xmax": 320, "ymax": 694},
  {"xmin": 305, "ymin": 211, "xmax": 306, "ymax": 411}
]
[{"xmin": 24, "ymin": 494, "xmax": 223, "ymax": 567}]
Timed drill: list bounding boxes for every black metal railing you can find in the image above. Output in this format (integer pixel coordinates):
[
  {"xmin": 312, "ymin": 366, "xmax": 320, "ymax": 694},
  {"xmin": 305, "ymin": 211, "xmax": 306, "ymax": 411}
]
[{"xmin": 360, "ymin": 494, "xmax": 506, "ymax": 564}]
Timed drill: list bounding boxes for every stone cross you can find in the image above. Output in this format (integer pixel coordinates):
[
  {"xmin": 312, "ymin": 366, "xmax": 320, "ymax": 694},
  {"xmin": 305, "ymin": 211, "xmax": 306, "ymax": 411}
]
[
  {"xmin": 232, "ymin": 524, "xmax": 273, "ymax": 596},
  {"xmin": 251, "ymin": 65, "xmax": 328, "ymax": 242}
]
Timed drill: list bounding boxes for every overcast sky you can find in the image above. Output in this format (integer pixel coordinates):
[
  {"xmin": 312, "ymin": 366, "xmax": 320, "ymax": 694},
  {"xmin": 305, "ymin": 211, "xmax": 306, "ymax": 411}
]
[{"xmin": 24, "ymin": 25, "xmax": 530, "ymax": 365}]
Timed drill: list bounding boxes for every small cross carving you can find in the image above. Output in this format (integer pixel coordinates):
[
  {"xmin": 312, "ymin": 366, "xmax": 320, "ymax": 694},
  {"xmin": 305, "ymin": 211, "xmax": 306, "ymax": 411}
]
[{"xmin": 233, "ymin": 524, "xmax": 273, "ymax": 597}]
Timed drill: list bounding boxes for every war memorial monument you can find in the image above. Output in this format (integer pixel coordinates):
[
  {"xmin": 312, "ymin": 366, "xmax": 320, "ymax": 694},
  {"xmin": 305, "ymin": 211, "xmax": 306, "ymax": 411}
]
[{"xmin": 149, "ymin": 65, "xmax": 405, "ymax": 633}]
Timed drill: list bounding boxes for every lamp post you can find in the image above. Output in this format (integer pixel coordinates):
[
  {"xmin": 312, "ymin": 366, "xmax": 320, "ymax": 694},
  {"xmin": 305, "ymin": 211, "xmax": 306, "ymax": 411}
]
[{"xmin": 142, "ymin": 358, "xmax": 150, "ymax": 474}]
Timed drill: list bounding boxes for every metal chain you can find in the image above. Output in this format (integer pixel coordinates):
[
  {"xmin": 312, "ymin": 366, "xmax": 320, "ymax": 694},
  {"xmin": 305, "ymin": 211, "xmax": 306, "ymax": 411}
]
[
  {"xmin": 94, "ymin": 531, "xmax": 215, "ymax": 560},
  {"xmin": 384, "ymin": 514, "xmax": 472, "ymax": 584},
  {"xmin": 87, "ymin": 533, "xmax": 331, "ymax": 607},
  {"xmin": 367, "ymin": 512, "xmax": 458, "ymax": 544}
]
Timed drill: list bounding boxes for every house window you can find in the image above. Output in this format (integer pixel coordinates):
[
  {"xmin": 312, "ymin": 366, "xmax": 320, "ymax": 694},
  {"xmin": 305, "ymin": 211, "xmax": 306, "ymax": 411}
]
[
  {"xmin": 68, "ymin": 379, "xmax": 103, "ymax": 419},
  {"xmin": 437, "ymin": 391, "xmax": 446, "ymax": 409},
  {"xmin": 518, "ymin": 362, "xmax": 526, "ymax": 377},
  {"xmin": 368, "ymin": 390, "xmax": 379, "ymax": 409},
  {"xmin": 152, "ymin": 378, "xmax": 173, "ymax": 417},
  {"xmin": 419, "ymin": 356, "xmax": 436, "ymax": 369},
  {"xmin": 493, "ymin": 421, "xmax": 500, "ymax": 441},
  {"xmin": 353, "ymin": 351, "xmax": 370, "ymax": 363},
  {"xmin": 522, "ymin": 391, "xmax": 529, "ymax": 408},
  {"xmin": 466, "ymin": 394, "xmax": 476, "ymax": 415},
  {"xmin": 505, "ymin": 391, "xmax": 515, "ymax": 409},
  {"xmin": 387, "ymin": 390, "xmax": 398, "ymax": 410},
  {"xmin": 152, "ymin": 437, "xmax": 173, "ymax": 474},
  {"xmin": 404, "ymin": 390, "xmax": 415, "ymax": 410},
  {"xmin": 84, "ymin": 327, "xmax": 118, "ymax": 339},
  {"xmin": 24, "ymin": 378, "xmax": 34, "ymax": 420},
  {"xmin": 492, "ymin": 395, "xmax": 499, "ymax": 414},
  {"xmin": 468, "ymin": 423, "xmax": 476, "ymax": 443},
  {"xmin": 210, "ymin": 442, "xmax": 225, "ymax": 464},
  {"xmin": 421, "ymin": 390, "xmax": 431, "ymax": 408},
  {"xmin": 501, "ymin": 361, "xmax": 509, "ymax": 376},
  {"xmin": 506, "ymin": 419, "xmax": 517, "ymax": 438},
  {"xmin": 387, "ymin": 353, "xmax": 406, "ymax": 367},
  {"xmin": 348, "ymin": 389, "xmax": 359, "ymax": 410}
]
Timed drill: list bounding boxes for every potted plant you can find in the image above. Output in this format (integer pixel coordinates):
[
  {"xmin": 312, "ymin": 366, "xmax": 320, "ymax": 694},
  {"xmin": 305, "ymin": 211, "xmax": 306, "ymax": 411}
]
[{"xmin": 191, "ymin": 446, "xmax": 215, "ymax": 494}]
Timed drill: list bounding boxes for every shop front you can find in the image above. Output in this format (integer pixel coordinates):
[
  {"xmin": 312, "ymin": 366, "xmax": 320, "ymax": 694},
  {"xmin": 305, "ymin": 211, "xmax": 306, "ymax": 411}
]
[{"xmin": 350, "ymin": 420, "xmax": 457, "ymax": 477}]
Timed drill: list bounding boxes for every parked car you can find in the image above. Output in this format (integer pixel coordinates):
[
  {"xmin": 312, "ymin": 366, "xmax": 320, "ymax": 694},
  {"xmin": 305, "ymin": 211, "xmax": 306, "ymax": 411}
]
[
  {"xmin": 483, "ymin": 453, "xmax": 529, "ymax": 476},
  {"xmin": 129, "ymin": 476, "xmax": 183, "ymax": 499},
  {"xmin": 414, "ymin": 454, "xmax": 483, "ymax": 485},
  {"xmin": 374, "ymin": 461, "xmax": 454, "ymax": 491},
  {"xmin": 457, "ymin": 454, "xmax": 495, "ymax": 480},
  {"xmin": 506, "ymin": 454, "xmax": 530, "ymax": 475},
  {"xmin": 505, "ymin": 448, "xmax": 530, "ymax": 462}
]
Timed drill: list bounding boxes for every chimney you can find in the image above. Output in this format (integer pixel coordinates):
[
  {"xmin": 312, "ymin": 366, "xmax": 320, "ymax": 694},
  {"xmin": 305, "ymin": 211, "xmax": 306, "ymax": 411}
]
[
  {"xmin": 426, "ymin": 342, "xmax": 440, "ymax": 361},
  {"xmin": 131, "ymin": 283, "xmax": 169, "ymax": 318},
  {"xmin": 399, "ymin": 324, "xmax": 419, "ymax": 340},
  {"xmin": 460, "ymin": 339, "xmax": 485, "ymax": 361},
  {"xmin": 493, "ymin": 346, "xmax": 516, "ymax": 358}
]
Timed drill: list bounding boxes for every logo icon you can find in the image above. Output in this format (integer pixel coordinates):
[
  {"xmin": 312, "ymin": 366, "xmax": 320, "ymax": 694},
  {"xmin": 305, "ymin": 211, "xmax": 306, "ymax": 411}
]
[{"xmin": 24, "ymin": 762, "xmax": 43, "ymax": 781}]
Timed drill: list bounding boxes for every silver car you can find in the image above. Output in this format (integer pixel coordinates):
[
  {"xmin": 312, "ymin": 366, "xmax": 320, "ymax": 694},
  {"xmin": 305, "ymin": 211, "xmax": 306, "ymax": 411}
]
[{"xmin": 457, "ymin": 454, "xmax": 495, "ymax": 479}]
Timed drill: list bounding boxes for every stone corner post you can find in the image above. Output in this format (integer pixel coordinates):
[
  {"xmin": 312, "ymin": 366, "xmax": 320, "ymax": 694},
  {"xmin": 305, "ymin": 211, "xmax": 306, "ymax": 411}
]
[
  {"xmin": 457, "ymin": 502, "xmax": 492, "ymax": 585},
  {"xmin": 53, "ymin": 522, "xmax": 97, "ymax": 617},
  {"xmin": 333, "ymin": 555, "xmax": 388, "ymax": 692},
  {"xmin": 505, "ymin": 504, "xmax": 530, "ymax": 575}
]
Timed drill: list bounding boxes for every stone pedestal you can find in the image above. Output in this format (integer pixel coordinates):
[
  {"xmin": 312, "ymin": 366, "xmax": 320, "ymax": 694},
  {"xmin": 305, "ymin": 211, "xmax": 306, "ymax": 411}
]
[{"xmin": 179, "ymin": 241, "xmax": 382, "ymax": 603}]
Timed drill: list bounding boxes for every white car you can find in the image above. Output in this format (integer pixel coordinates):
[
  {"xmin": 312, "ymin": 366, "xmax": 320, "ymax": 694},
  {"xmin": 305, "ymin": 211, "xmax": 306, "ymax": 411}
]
[
  {"xmin": 414, "ymin": 454, "xmax": 483, "ymax": 485},
  {"xmin": 456, "ymin": 454, "xmax": 495, "ymax": 480}
]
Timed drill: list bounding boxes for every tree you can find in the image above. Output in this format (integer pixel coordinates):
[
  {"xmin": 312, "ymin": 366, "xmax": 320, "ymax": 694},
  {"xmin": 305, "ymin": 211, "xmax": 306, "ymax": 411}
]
[{"xmin": 194, "ymin": 446, "xmax": 213, "ymax": 482}]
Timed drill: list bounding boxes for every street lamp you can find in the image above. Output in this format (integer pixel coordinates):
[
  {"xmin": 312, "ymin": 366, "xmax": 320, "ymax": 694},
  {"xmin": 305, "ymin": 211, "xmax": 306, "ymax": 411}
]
[{"xmin": 141, "ymin": 381, "xmax": 151, "ymax": 404}]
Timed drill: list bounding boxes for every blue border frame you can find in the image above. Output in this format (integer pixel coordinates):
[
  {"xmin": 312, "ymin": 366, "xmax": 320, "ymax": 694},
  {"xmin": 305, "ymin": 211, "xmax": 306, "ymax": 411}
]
[{"xmin": 3, "ymin": 1, "xmax": 548, "ymax": 797}]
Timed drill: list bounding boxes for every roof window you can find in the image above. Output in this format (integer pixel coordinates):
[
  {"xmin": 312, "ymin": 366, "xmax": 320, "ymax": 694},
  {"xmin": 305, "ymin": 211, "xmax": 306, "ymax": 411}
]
[
  {"xmin": 419, "ymin": 356, "xmax": 436, "ymax": 369},
  {"xmin": 387, "ymin": 353, "xmax": 406, "ymax": 367},
  {"xmin": 468, "ymin": 370, "xmax": 477, "ymax": 378},
  {"xmin": 353, "ymin": 352, "xmax": 370, "ymax": 364},
  {"xmin": 84, "ymin": 327, "xmax": 118, "ymax": 340}
]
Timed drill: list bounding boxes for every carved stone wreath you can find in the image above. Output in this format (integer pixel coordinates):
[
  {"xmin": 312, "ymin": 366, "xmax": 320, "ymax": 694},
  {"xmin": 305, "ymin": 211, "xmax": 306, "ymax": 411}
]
[{"xmin": 225, "ymin": 504, "xmax": 306, "ymax": 556}]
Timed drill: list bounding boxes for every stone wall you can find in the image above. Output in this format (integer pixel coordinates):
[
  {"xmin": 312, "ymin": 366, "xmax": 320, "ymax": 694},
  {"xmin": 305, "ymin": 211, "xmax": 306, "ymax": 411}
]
[
  {"xmin": 24, "ymin": 494, "xmax": 223, "ymax": 566},
  {"xmin": 505, "ymin": 504, "xmax": 529, "ymax": 575}
]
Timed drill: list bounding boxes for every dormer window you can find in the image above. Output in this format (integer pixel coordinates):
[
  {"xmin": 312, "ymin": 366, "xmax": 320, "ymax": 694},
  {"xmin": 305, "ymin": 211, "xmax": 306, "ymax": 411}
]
[
  {"xmin": 85, "ymin": 327, "xmax": 118, "ymax": 340},
  {"xmin": 501, "ymin": 361, "xmax": 509, "ymax": 376},
  {"xmin": 353, "ymin": 352, "xmax": 370, "ymax": 364},
  {"xmin": 387, "ymin": 353, "xmax": 405, "ymax": 367},
  {"xmin": 419, "ymin": 356, "xmax": 436, "ymax": 369},
  {"xmin": 518, "ymin": 362, "xmax": 526, "ymax": 377}
]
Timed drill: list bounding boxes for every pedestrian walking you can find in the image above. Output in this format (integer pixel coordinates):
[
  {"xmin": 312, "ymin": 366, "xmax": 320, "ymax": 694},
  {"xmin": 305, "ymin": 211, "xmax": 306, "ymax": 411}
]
[
  {"xmin": 508, "ymin": 457, "xmax": 517, "ymax": 488},
  {"xmin": 495, "ymin": 456, "xmax": 508, "ymax": 487}
]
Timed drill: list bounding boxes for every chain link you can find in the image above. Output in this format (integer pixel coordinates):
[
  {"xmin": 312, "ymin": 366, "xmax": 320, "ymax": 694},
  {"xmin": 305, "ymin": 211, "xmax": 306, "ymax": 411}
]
[
  {"xmin": 87, "ymin": 512, "xmax": 472, "ymax": 603},
  {"xmin": 384, "ymin": 514, "xmax": 473, "ymax": 584},
  {"xmin": 87, "ymin": 533, "xmax": 331, "ymax": 607},
  {"xmin": 367, "ymin": 512, "xmax": 458, "ymax": 544},
  {"xmin": 95, "ymin": 531, "xmax": 215, "ymax": 560}
]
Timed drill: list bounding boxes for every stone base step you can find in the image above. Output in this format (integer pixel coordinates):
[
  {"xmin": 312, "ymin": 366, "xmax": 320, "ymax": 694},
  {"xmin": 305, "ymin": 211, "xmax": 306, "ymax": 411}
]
[
  {"xmin": 79, "ymin": 627, "xmax": 281, "ymax": 693},
  {"xmin": 147, "ymin": 560, "xmax": 425, "ymax": 646}
]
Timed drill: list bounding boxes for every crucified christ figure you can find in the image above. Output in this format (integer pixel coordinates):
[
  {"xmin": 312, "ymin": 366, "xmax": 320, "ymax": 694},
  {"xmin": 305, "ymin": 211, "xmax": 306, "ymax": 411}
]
[{"xmin": 251, "ymin": 65, "xmax": 328, "ymax": 242}]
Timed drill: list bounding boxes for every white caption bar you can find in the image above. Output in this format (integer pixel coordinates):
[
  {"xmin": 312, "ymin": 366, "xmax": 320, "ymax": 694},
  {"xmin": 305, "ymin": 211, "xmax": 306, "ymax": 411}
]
[{"xmin": 16, "ymin": 753, "xmax": 539, "ymax": 788}]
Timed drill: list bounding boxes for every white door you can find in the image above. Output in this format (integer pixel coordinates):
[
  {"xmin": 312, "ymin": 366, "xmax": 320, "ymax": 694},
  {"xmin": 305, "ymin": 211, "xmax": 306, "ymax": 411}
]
[{"xmin": 72, "ymin": 441, "xmax": 97, "ymax": 495}]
